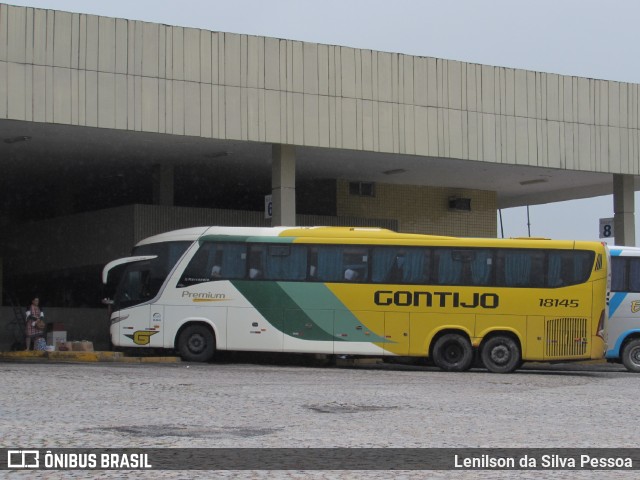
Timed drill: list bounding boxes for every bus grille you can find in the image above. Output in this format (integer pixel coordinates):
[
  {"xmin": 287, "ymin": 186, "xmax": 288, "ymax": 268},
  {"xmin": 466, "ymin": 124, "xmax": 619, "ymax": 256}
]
[{"xmin": 545, "ymin": 317, "xmax": 588, "ymax": 358}]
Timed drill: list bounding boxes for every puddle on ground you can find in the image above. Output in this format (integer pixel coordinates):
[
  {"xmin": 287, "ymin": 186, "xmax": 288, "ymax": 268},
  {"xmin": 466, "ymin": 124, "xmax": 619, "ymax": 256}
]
[
  {"xmin": 305, "ymin": 403, "xmax": 398, "ymax": 414},
  {"xmin": 82, "ymin": 425, "xmax": 281, "ymax": 439}
]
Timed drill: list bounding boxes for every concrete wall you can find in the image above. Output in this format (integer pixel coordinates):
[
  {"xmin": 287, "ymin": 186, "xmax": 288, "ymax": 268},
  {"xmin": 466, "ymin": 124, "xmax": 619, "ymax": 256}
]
[{"xmin": 1, "ymin": 3, "xmax": 639, "ymax": 174}]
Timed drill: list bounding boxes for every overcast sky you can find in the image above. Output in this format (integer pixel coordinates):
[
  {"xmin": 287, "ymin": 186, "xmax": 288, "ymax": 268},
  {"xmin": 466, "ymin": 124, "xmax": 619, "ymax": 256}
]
[{"xmin": 6, "ymin": 0, "xmax": 640, "ymax": 243}]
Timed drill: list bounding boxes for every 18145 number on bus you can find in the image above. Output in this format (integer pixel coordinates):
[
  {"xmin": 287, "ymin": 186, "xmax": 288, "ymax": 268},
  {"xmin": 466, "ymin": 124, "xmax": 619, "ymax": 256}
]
[{"xmin": 539, "ymin": 298, "xmax": 579, "ymax": 308}]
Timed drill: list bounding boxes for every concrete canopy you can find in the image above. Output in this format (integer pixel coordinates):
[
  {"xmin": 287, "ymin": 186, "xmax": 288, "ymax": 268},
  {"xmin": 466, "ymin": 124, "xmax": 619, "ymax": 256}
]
[{"xmin": 0, "ymin": 118, "xmax": 626, "ymax": 212}]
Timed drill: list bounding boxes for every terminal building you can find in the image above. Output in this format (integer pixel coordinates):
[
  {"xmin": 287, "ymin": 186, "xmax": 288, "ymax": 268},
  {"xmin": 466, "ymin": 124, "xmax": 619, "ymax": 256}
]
[{"xmin": 1, "ymin": 3, "xmax": 639, "ymax": 345}]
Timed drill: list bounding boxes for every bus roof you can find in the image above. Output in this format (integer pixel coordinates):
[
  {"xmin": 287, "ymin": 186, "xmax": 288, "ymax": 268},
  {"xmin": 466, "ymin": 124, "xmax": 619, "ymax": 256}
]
[
  {"xmin": 135, "ymin": 226, "xmax": 292, "ymax": 246},
  {"xmin": 135, "ymin": 226, "xmax": 606, "ymax": 251},
  {"xmin": 609, "ymin": 245, "xmax": 640, "ymax": 256}
]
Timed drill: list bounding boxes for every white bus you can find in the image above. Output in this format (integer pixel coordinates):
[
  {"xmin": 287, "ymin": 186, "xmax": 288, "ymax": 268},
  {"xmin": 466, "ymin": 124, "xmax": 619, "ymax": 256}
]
[
  {"xmin": 102, "ymin": 226, "xmax": 608, "ymax": 372},
  {"xmin": 607, "ymin": 246, "xmax": 640, "ymax": 372}
]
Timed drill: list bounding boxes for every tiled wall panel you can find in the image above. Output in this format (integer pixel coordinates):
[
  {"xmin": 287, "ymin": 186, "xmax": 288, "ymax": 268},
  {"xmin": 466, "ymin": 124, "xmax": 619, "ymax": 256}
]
[
  {"xmin": 337, "ymin": 180, "xmax": 497, "ymax": 237},
  {"xmin": 1, "ymin": 2, "xmax": 639, "ymax": 180}
]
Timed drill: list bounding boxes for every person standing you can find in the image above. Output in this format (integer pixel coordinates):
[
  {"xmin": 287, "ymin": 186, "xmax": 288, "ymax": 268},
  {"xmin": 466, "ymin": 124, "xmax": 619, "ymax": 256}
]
[{"xmin": 25, "ymin": 297, "xmax": 45, "ymax": 351}]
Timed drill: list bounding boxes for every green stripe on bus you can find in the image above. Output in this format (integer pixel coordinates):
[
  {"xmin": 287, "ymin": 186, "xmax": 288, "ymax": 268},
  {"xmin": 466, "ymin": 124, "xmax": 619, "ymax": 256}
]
[
  {"xmin": 231, "ymin": 281, "xmax": 334, "ymax": 341},
  {"xmin": 278, "ymin": 282, "xmax": 387, "ymax": 343},
  {"xmin": 231, "ymin": 281, "xmax": 386, "ymax": 343}
]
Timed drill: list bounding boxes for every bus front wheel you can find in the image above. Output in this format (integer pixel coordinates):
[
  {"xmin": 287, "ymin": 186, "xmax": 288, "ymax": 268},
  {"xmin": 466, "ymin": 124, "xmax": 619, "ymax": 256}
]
[
  {"xmin": 432, "ymin": 334, "xmax": 473, "ymax": 372},
  {"xmin": 481, "ymin": 336, "xmax": 520, "ymax": 373},
  {"xmin": 621, "ymin": 338, "xmax": 640, "ymax": 373},
  {"xmin": 178, "ymin": 325, "xmax": 215, "ymax": 362}
]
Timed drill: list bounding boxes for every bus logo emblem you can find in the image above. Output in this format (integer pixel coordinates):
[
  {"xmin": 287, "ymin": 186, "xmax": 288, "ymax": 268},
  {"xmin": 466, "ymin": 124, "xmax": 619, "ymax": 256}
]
[
  {"xmin": 631, "ymin": 301, "xmax": 640, "ymax": 313},
  {"xmin": 125, "ymin": 331, "xmax": 159, "ymax": 345}
]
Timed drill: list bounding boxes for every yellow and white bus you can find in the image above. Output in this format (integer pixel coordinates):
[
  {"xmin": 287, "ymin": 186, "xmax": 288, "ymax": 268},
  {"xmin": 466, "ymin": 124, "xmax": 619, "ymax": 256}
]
[{"xmin": 102, "ymin": 226, "xmax": 608, "ymax": 373}]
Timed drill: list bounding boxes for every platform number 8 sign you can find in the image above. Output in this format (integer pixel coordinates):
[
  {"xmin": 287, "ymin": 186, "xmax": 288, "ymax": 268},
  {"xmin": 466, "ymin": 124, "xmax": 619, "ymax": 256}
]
[{"xmin": 599, "ymin": 218, "xmax": 614, "ymax": 239}]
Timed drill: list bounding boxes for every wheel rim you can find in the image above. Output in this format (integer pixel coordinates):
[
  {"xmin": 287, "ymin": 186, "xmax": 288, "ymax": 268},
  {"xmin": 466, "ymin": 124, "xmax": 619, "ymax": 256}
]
[
  {"xmin": 187, "ymin": 333, "xmax": 206, "ymax": 354},
  {"xmin": 630, "ymin": 346, "xmax": 640, "ymax": 366},
  {"xmin": 490, "ymin": 344, "xmax": 510, "ymax": 365},
  {"xmin": 444, "ymin": 341, "xmax": 464, "ymax": 363}
]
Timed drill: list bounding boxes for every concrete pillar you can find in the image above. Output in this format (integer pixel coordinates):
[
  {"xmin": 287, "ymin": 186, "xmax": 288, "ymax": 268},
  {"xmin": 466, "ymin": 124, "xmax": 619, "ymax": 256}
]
[
  {"xmin": 271, "ymin": 144, "xmax": 296, "ymax": 226},
  {"xmin": 613, "ymin": 174, "xmax": 636, "ymax": 246},
  {"xmin": 152, "ymin": 164, "xmax": 174, "ymax": 206}
]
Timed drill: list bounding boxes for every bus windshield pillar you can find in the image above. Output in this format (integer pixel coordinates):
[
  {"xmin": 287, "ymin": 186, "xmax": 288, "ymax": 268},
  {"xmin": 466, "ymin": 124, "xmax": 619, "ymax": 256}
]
[
  {"xmin": 613, "ymin": 174, "xmax": 636, "ymax": 246},
  {"xmin": 272, "ymin": 144, "xmax": 296, "ymax": 226}
]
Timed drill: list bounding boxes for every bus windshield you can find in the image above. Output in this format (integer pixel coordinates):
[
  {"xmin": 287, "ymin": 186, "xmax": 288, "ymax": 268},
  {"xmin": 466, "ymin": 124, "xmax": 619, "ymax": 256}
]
[{"xmin": 111, "ymin": 241, "xmax": 191, "ymax": 311}]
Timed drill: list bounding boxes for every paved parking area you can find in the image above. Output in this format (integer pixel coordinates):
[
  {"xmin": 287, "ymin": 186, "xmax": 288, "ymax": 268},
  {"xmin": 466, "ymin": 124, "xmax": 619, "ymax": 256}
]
[{"xmin": 2, "ymin": 359, "xmax": 638, "ymax": 479}]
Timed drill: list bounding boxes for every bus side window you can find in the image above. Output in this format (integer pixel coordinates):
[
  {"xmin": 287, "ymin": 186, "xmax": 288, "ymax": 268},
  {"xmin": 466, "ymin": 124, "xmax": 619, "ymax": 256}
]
[
  {"xmin": 469, "ymin": 250, "xmax": 492, "ymax": 286},
  {"xmin": 308, "ymin": 248, "xmax": 318, "ymax": 280},
  {"xmin": 629, "ymin": 258, "xmax": 640, "ymax": 292},
  {"xmin": 178, "ymin": 243, "xmax": 214, "ymax": 287},
  {"xmin": 547, "ymin": 252, "xmax": 565, "ymax": 287},
  {"xmin": 548, "ymin": 250, "xmax": 595, "ymax": 287},
  {"xmin": 372, "ymin": 247, "xmax": 403, "ymax": 283},
  {"xmin": 314, "ymin": 245, "xmax": 368, "ymax": 282},
  {"xmin": 433, "ymin": 249, "xmax": 463, "ymax": 285},
  {"xmin": 343, "ymin": 248, "xmax": 368, "ymax": 282},
  {"xmin": 210, "ymin": 265, "xmax": 222, "ymax": 278},
  {"xmin": 572, "ymin": 251, "xmax": 594, "ymax": 283},
  {"xmin": 387, "ymin": 255, "xmax": 404, "ymax": 283},
  {"xmin": 431, "ymin": 249, "xmax": 492, "ymax": 286},
  {"xmin": 220, "ymin": 244, "xmax": 247, "ymax": 279},
  {"xmin": 611, "ymin": 257, "xmax": 627, "ymax": 292},
  {"xmin": 371, "ymin": 247, "xmax": 430, "ymax": 284},
  {"xmin": 209, "ymin": 247, "xmax": 223, "ymax": 278},
  {"xmin": 178, "ymin": 243, "xmax": 247, "ymax": 287},
  {"xmin": 248, "ymin": 246, "xmax": 265, "ymax": 279},
  {"xmin": 496, "ymin": 250, "xmax": 544, "ymax": 288},
  {"xmin": 315, "ymin": 245, "xmax": 343, "ymax": 282},
  {"xmin": 263, "ymin": 244, "xmax": 307, "ymax": 280}
]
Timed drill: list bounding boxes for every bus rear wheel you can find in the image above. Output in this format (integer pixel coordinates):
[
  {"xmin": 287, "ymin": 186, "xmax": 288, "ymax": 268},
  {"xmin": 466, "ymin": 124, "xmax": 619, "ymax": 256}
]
[
  {"xmin": 432, "ymin": 334, "xmax": 473, "ymax": 372},
  {"xmin": 481, "ymin": 336, "xmax": 520, "ymax": 373},
  {"xmin": 178, "ymin": 325, "xmax": 215, "ymax": 362},
  {"xmin": 621, "ymin": 338, "xmax": 640, "ymax": 373}
]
